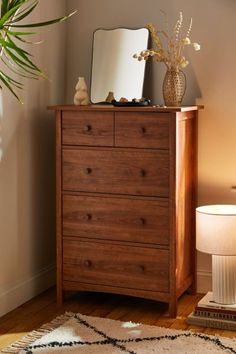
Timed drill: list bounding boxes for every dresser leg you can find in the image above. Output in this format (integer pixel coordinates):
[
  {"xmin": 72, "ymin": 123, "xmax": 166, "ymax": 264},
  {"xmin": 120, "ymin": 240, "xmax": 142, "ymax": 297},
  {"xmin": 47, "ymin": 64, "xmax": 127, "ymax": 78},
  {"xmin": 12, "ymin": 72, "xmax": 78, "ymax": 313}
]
[
  {"xmin": 188, "ymin": 282, "xmax": 196, "ymax": 295},
  {"xmin": 187, "ymin": 274, "xmax": 197, "ymax": 295},
  {"xmin": 57, "ymin": 285, "xmax": 63, "ymax": 306},
  {"xmin": 168, "ymin": 299, "xmax": 177, "ymax": 318}
]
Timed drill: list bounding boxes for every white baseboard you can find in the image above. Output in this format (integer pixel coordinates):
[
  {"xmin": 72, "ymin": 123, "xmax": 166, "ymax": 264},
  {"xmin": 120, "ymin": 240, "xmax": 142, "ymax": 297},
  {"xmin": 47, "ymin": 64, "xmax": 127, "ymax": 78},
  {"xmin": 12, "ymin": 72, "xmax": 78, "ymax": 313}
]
[
  {"xmin": 197, "ymin": 269, "xmax": 212, "ymax": 294},
  {"xmin": 0, "ymin": 264, "xmax": 56, "ymax": 317},
  {"xmin": 0, "ymin": 266, "xmax": 212, "ymax": 317}
]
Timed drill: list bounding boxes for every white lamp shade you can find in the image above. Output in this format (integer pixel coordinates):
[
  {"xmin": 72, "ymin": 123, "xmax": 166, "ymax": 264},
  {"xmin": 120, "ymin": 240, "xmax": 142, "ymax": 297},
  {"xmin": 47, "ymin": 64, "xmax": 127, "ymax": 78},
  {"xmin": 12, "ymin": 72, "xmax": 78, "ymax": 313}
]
[{"xmin": 196, "ymin": 205, "xmax": 236, "ymax": 256}]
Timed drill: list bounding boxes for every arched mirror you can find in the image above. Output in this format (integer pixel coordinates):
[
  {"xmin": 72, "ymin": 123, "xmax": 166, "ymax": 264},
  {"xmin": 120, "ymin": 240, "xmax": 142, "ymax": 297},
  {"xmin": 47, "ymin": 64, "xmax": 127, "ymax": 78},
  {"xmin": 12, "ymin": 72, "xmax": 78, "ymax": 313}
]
[{"xmin": 91, "ymin": 28, "xmax": 149, "ymax": 103}]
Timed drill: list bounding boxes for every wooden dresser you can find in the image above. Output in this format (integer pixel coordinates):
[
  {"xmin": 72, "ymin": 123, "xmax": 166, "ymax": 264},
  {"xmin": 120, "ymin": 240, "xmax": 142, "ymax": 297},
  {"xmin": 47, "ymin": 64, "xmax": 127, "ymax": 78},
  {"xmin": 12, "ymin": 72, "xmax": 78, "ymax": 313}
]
[{"xmin": 49, "ymin": 104, "xmax": 201, "ymax": 317}]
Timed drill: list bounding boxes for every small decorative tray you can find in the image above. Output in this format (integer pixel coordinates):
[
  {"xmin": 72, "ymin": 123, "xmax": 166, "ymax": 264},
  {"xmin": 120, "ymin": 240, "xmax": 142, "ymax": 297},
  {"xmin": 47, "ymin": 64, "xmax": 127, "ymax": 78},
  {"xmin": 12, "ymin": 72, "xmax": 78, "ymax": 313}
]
[{"xmin": 112, "ymin": 99, "xmax": 151, "ymax": 107}]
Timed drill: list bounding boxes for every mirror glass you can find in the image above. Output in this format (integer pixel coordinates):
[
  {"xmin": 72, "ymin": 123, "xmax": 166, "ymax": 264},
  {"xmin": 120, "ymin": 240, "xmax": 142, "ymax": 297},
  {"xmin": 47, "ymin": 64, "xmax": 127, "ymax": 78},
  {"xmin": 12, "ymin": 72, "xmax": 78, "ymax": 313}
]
[{"xmin": 91, "ymin": 28, "xmax": 149, "ymax": 103}]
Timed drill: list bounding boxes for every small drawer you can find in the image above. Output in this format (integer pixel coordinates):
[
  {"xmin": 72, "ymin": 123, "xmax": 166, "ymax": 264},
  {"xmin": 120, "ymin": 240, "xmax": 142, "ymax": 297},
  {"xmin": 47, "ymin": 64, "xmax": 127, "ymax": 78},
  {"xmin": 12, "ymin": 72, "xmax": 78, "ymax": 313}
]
[
  {"xmin": 63, "ymin": 238, "xmax": 169, "ymax": 292},
  {"xmin": 62, "ymin": 111, "xmax": 114, "ymax": 146},
  {"xmin": 115, "ymin": 112, "xmax": 169, "ymax": 149},
  {"xmin": 63, "ymin": 195, "xmax": 169, "ymax": 245},
  {"xmin": 62, "ymin": 149, "xmax": 169, "ymax": 197}
]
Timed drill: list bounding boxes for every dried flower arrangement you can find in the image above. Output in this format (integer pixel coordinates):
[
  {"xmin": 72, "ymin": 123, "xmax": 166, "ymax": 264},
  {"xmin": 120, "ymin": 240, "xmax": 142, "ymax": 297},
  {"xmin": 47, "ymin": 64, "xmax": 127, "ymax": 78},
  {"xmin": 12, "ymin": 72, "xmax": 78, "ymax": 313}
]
[{"xmin": 133, "ymin": 11, "xmax": 200, "ymax": 70}]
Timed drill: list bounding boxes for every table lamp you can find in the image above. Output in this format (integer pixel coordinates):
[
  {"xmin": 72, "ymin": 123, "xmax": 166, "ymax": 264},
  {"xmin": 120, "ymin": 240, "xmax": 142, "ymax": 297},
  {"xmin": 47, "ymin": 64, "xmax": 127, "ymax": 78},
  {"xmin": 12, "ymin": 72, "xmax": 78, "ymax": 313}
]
[{"xmin": 196, "ymin": 204, "xmax": 236, "ymax": 305}]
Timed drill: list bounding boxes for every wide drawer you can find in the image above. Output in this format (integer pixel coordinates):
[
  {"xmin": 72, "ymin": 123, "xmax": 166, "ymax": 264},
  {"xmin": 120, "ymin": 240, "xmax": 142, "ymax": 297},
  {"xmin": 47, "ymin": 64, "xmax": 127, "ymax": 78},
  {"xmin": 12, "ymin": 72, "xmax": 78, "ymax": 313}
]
[
  {"xmin": 63, "ymin": 238, "xmax": 169, "ymax": 292},
  {"xmin": 115, "ymin": 112, "xmax": 169, "ymax": 149},
  {"xmin": 63, "ymin": 195, "xmax": 169, "ymax": 245},
  {"xmin": 62, "ymin": 111, "xmax": 114, "ymax": 146},
  {"xmin": 62, "ymin": 149, "xmax": 169, "ymax": 197}
]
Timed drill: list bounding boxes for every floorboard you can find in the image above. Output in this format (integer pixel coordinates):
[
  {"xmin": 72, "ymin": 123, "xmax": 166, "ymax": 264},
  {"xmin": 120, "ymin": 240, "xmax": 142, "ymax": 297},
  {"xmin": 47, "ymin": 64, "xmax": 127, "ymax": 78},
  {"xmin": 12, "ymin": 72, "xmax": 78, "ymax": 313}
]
[{"xmin": 0, "ymin": 287, "xmax": 235, "ymax": 350}]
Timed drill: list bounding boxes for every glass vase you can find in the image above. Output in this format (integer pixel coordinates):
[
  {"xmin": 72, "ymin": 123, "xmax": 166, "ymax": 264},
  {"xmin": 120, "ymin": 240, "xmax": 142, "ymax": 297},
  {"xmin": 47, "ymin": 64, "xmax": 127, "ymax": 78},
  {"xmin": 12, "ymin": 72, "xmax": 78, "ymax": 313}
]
[{"xmin": 162, "ymin": 69, "xmax": 186, "ymax": 107}]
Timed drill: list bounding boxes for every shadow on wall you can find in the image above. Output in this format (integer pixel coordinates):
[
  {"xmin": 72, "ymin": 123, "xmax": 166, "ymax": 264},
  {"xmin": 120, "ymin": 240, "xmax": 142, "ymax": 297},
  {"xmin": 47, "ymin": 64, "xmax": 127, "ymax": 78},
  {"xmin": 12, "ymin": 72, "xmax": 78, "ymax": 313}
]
[
  {"xmin": 198, "ymin": 181, "xmax": 236, "ymax": 206},
  {"xmin": 0, "ymin": 90, "xmax": 23, "ymax": 295},
  {"xmin": 0, "ymin": 88, "xmax": 55, "ymax": 294},
  {"xmin": 183, "ymin": 63, "xmax": 202, "ymax": 105},
  {"xmin": 27, "ymin": 108, "xmax": 56, "ymax": 269},
  {"xmin": 15, "ymin": 106, "xmax": 56, "ymax": 275}
]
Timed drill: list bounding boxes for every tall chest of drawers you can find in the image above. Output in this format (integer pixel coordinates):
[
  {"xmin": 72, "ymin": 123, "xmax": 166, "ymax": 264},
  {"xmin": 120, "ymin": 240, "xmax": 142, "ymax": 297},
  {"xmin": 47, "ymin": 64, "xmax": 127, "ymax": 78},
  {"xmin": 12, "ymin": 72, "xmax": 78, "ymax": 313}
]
[{"xmin": 50, "ymin": 105, "xmax": 201, "ymax": 317}]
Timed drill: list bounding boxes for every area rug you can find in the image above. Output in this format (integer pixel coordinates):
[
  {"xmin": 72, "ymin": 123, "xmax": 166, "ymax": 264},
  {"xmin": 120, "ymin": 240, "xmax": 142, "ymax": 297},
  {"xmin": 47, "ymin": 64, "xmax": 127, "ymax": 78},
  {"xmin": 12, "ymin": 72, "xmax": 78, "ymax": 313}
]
[{"xmin": 2, "ymin": 312, "xmax": 236, "ymax": 353}]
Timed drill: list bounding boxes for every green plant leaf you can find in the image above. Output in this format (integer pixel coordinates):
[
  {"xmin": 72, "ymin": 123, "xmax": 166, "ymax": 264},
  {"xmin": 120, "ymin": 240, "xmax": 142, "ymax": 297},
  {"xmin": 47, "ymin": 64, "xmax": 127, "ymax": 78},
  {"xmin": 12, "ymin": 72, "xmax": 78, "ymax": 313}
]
[
  {"xmin": 2, "ymin": 71, "xmax": 23, "ymax": 88},
  {"xmin": 0, "ymin": 3, "xmax": 22, "ymax": 28},
  {"xmin": 2, "ymin": 51, "xmax": 42, "ymax": 77},
  {"xmin": 6, "ymin": 34, "xmax": 33, "ymax": 55},
  {"xmin": 5, "ymin": 30, "xmax": 40, "ymax": 44},
  {"xmin": 8, "ymin": 0, "xmax": 38, "ymax": 24},
  {"xmin": 6, "ymin": 30, "xmax": 36, "ymax": 35},
  {"xmin": 9, "ymin": 1, "xmax": 28, "ymax": 10},
  {"xmin": 0, "ymin": 36, "xmax": 32, "ymax": 57},
  {"xmin": 0, "ymin": 0, "xmax": 77, "ymax": 102},
  {"xmin": 1, "ymin": 55, "xmax": 38, "ymax": 80},
  {"xmin": 8, "ymin": 10, "xmax": 77, "ymax": 28},
  {"xmin": 9, "ymin": 0, "xmax": 37, "ymax": 18},
  {"xmin": 0, "ymin": 70, "xmax": 23, "ymax": 102},
  {"xmin": 4, "ymin": 46, "xmax": 40, "ymax": 71},
  {"xmin": 12, "ymin": 34, "xmax": 41, "ymax": 44},
  {"xmin": 1, "ymin": 0, "xmax": 9, "ymax": 16}
]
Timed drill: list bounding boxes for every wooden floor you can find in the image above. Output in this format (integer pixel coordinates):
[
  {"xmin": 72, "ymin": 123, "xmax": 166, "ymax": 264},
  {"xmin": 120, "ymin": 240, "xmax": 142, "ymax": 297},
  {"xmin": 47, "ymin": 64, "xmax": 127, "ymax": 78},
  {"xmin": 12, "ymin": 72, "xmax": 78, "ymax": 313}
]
[{"xmin": 0, "ymin": 287, "xmax": 235, "ymax": 351}]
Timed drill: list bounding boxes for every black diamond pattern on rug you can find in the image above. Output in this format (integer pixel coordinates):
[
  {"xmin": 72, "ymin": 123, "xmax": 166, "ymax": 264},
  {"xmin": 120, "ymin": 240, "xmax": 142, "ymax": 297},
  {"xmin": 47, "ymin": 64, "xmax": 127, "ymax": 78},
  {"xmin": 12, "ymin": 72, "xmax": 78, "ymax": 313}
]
[{"xmin": 22, "ymin": 314, "xmax": 236, "ymax": 354}]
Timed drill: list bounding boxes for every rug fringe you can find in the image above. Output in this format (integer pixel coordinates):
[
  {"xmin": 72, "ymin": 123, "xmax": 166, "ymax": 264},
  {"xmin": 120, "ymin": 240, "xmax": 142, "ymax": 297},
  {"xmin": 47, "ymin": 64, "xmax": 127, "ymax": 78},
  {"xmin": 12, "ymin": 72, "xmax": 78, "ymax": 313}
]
[{"xmin": 1, "ymin": 312, "xmax": 75, "ymax": 353}]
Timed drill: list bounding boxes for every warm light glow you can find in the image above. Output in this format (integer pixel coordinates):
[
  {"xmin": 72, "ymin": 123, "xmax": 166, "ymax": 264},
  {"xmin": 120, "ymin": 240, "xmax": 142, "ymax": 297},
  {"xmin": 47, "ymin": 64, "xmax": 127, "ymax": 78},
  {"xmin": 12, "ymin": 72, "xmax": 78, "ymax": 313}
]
[
  {"xmin": 197, "ymin": 204, "xmax": 236, "ymax": 216},
  {"xmin": 196, "ymin": 204, "xmax": 236, "ymax": 256}
]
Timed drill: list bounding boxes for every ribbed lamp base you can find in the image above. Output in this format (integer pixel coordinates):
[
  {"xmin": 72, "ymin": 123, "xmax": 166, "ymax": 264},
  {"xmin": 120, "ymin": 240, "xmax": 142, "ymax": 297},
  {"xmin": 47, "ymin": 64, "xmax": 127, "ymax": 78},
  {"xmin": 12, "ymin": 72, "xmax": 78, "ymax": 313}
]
[{"xmin": 212, "ymin": 255, "xmax": 236, "ymax": 304}]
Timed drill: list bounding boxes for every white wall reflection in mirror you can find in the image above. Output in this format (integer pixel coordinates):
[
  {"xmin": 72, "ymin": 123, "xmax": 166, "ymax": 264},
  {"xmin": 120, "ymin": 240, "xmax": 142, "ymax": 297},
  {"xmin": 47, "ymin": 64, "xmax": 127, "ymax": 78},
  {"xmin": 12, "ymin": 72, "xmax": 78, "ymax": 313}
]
[{"xmin": 91, "ymin": 28, "xmax": 149, "ymax": 103}]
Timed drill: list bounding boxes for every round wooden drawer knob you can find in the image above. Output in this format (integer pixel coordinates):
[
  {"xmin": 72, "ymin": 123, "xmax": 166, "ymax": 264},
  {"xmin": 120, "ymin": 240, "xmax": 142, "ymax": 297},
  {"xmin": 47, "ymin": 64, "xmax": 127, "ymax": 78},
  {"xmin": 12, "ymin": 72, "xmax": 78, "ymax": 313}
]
[
  {"xmin": 139, "ymin": 169, "xmax": 146, "ymax": 177},
  {"xmin": 86, "ymin": 167, "xmax": 92, "ymax": 174},
  {"xmin": 139, "ymin": 265, "xmax": 145, "ymax": 272},
  {"xmin": 84, "ymin": 124, "xmax": 92, "ymax": 132},
  {"xmin": 84, "ymin": 260, "xmax": 92, "ymax": 267},
  {"xmin": 139, "ymin": 218, "xmax": 146, "ymax": 225},
  {"xmin": 85, "ymin": 213, "xmax": 92, "ymax": 221},
  {"xmin": 140, "ymin": 127, "xmax": 146, "ymax": 134}
]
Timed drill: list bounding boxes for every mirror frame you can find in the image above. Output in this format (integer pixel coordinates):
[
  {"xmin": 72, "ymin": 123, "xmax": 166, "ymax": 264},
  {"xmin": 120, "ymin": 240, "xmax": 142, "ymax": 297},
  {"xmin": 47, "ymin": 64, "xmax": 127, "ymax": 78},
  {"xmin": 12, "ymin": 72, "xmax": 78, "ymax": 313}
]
[{"xmin": 90, "ymin": 27, "xmax": 149, "ymax": 104}]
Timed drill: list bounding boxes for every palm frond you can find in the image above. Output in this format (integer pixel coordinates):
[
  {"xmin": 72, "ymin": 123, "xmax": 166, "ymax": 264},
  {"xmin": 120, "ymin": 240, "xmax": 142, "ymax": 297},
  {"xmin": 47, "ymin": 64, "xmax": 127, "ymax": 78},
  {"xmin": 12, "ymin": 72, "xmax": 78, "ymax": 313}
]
[
  {"xmin": 0, "ymin": 3, "xmax": 22, "ymax": 28},
  {"xmin": 2, "ymin": 50, "xmax": 42, "ymax": 77},
  {"xmin": 6, "ymin": 30, "xmax": 36, "ymax": 35},
  {"xmin": 7, "ymin": 0, "xmax": 38, "ymax": 24},
  {"xmin": 9, "ymin": 10, "xmax": 77, "ymax": 28},
  {"xmin": 0, "ymin": 70, "xmax": 23, "ymax": 102},
  {"xmin": 1, "ymin": 54, "xmax": 38, "ymax": 80},
  {"xmin": 0, "ymin": 0, "xmax": 77, "ymax": 102}
]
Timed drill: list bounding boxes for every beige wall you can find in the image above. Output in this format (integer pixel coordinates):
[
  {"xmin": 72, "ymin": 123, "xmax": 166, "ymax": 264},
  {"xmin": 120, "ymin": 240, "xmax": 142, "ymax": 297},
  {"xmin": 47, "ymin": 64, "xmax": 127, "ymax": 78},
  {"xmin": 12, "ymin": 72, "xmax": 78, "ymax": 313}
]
[
  {"xmin": 65, "ymin": 0, "xmax": 236, "ymax": 292},
  {"xmin": 0, "ymin": 0, "xmax": 67, "ymax": 316}
]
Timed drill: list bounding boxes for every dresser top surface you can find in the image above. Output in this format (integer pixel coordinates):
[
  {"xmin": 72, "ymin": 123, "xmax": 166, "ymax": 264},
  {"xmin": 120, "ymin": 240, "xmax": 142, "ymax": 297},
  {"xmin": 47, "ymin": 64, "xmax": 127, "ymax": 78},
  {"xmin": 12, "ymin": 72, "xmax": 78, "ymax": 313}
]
[{"xmin": 48, "ymin": 104, "xmax": 203, "ymax": 113}]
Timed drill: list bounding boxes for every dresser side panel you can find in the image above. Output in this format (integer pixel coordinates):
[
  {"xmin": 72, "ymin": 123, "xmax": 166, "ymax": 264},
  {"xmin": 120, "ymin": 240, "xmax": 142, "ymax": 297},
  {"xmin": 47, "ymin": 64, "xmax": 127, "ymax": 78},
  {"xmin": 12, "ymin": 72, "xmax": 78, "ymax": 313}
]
[
  {"xmin": 175, "ymin": 111, "xmax": 197, "ymax": 295},
  {"xmin": 56, "ymin": 110, "xmax": 63, "ymax": 305}
]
